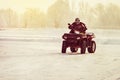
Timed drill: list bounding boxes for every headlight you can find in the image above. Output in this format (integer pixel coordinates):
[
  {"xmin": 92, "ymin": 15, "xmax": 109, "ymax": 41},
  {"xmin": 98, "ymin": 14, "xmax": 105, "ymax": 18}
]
[
  {"xmin": 77, "ymin": 37, "xmax": 80, "ymax": 39},
  {"xmin": 75, "ymin": 31, "xmax": 80, "ymax": 34},
  {"xmin": 64, "ymin": 36, "xmax": 67, "ymax": 39},
  {"xmin": 62, "ymin": 35, "xmax": 67, "ymax": 39}
]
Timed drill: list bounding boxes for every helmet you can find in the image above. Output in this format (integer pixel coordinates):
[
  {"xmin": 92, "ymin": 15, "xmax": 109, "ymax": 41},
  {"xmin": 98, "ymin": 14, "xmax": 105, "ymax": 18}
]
[{"xmin": 75, "ymin": 18, "xmax": 80, "ymax": 21}]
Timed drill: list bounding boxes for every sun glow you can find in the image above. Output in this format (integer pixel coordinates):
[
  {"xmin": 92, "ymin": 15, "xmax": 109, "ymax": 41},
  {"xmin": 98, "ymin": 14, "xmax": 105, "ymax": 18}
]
[
  {"xmin": 0, "ymin": 0, "xmax": 56, "ymax": 14},
  {"xmin": 0, "ymin": 0, "xmax": 119, "ymax": 14}
]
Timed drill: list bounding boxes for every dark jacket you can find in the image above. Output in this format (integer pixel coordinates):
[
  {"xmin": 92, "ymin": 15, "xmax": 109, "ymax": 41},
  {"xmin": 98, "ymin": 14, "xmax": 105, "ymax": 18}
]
[{"xmin": 69, "ymin": 22, "xmax": 87, "ymax": 33}]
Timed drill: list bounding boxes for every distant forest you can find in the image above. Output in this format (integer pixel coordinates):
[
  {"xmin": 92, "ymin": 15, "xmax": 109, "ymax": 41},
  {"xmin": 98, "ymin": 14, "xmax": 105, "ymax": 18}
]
[{"xmin": 0, "ymin": 0, "xmax": 120, "ymax": 29}]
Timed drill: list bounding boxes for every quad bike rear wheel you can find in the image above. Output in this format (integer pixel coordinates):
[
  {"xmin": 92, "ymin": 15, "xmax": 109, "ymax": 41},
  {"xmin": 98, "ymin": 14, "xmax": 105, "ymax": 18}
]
[
  {"xmin": 88, "ymin": 41, "xmax": 96, "ymax": 53},
  {"xmin": 81, "ymin": 40, "xmax": 87, "ymax": 54},
  {"xmin": 70, "ymin": 47, "xmax": 78, "ymax": 52}
]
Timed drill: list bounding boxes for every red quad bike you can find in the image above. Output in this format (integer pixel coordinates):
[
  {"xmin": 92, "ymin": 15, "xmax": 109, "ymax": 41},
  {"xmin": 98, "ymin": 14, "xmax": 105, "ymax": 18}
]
[{"xmin": 61, "ymin": 23, "xmax": 96, "ymax": 54}]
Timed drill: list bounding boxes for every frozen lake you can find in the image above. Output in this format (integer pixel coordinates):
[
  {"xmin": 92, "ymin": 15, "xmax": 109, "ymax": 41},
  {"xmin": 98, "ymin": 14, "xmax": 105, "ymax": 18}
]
[{"xmin": 0, "ymin": 28, "xmax": 120, "ymax": 80}]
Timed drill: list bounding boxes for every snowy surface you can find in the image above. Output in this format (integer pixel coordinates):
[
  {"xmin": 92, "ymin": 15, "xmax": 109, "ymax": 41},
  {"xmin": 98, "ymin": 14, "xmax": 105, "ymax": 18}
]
[{"xmin": 0, "ymin": 28, "xmax": 120, "ymax": 80}]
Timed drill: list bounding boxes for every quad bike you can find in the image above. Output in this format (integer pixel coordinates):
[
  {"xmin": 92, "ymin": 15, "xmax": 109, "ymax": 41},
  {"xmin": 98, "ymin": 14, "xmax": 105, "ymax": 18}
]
[{"xmin": 61, "ymin": 23, "xmax": 96, "ymax": 54}]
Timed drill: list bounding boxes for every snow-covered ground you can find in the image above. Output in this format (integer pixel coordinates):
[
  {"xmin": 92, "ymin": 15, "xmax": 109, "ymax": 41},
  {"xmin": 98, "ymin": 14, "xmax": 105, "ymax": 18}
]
[{"xmin": 0, "ymin": 28, "xmax": 120, "ymax": 80}]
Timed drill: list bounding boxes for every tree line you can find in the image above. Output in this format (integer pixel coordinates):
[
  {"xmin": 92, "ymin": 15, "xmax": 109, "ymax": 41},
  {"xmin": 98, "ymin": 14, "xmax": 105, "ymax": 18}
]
[{"xmin": 0, "ymin": 0, "xmax": 120, "ymax": 29}]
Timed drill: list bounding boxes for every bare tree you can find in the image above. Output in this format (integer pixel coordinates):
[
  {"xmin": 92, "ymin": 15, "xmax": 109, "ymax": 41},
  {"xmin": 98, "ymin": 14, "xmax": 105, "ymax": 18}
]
[
  {"xmin": 78, "ymin": 1, "xmax": 94, "ymax": 27},
  {"xmin": 47, "ymin": 0, "xmax": 72, "ymax": 28},
  {"xmin": 0, "ymin": 9, "xmax": 18, "ymax": 28},
  {"xmin": 93, "ymin": 3, "xmax": 120, "ymax": 29},
  {"xmin": 22, "ymin": 8, "xmax": 46, "ymax": 28}
]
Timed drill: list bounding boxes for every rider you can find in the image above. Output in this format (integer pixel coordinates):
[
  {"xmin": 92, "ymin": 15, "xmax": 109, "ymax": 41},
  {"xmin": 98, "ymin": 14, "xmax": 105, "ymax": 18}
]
[{"xmin": 69, "ymin": 18, "xmax": 87, "ymax": 34}]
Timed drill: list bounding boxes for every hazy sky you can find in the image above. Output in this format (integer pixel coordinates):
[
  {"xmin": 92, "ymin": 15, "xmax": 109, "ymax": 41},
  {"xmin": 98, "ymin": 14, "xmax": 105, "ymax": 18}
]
[
  {"xmin": 0, "ymin": 0, "xmax": 119, "ymax": 13},
  {"xmin": 0, "ymin": 0, "xmax": 56, "ymax": 13}
]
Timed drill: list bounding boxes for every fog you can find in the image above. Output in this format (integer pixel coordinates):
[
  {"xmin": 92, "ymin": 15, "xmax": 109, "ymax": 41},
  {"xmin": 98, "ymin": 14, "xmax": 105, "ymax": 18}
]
[
  {"xmin": 0, "ymin": 0, "xmax": 120, "ymax": 29},
  {"xmin": 0, "ymin": 28, "xmax": 120, "ymax": 80}
]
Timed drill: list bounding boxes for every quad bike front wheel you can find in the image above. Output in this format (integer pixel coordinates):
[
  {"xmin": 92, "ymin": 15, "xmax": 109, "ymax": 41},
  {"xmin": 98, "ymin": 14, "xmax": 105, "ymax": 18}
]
[
  {"xmin": 62, "ymin": 41, "xmax": 67, "ymax": 53},
  {"xmin": 81, "ymin": 40, "xmax": 87, "ymax": 54},
  {"xmin": 70, "ymin": 47, "xmax": 78, "ymax": 52},
  {"xmin": 88, "ymin": 41, "xmax": 96, "ymax": 53}
]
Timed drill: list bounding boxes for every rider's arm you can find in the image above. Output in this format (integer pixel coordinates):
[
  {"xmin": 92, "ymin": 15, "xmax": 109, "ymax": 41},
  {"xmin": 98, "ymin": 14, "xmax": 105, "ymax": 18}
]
[
  {"xmin": 68, "ymin": 22, "xmax": 75, "ymax": 30},
  {"xmin": 81, "ymin": 22, "xmax": 87, "ymax": 30}
]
